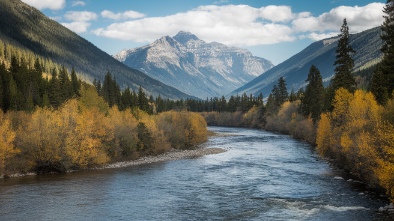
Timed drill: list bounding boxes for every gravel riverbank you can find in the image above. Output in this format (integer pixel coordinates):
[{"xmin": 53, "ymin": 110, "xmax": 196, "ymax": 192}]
[
  {"xmin": 97, "ymin": 147, "xmax": 226, "ymax": 170},
  {"xmin": 2, "ymin": 148, "xmax": 226, "ymax": 178}
]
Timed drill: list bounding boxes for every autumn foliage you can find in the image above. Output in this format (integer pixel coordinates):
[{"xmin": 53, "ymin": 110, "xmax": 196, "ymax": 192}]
[
  {"xmin": 0, "ymin": 85, "xmax": 208, "ymax": 176},
  {"xmin": 316, "ymin": 88, "xmax": 394, "ymax": 201}
]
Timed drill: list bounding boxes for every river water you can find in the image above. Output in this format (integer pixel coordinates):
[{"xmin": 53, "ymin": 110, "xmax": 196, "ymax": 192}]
[{"xmin": 0, "ymin": 127, "xmax": 391, "ymax": 220}]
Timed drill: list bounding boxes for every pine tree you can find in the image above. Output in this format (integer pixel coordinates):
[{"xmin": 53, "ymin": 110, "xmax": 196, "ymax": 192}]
[
  {"xmin": 300, "ymin": 65, "xmax": 325, "ymax": 123},
  {"xmin": 265, "ymin": 93, "xmax": 276, "ymax": 114},
  {"xmin": 0, "ymin": 40, "xmax": 4, "ymax": 61},
  {"xmin": 227, "ymin": 95, "xmax": 237, "ymax": 112},
  {"xmin": 257, "ymin": 93, "xmax": 264, "ymax": 105},
  {"xmin": 271, "ymin": 84, "xmax": 279, "ymax": 104},
  {"xmin": 370, "ymin": 66, "xmax": 389, "ymax": 104},
  {"xmin": 277, "ymin": 77, "xmax": 288, "ymax": 104},
  {"xmin": 7, "ymin": 76, "xmax": 18, "ymax": 111},
  {"xmin": 93, "ymin": 79, "xmax": 102, "ymax": 95},
  {"xmin": 42, "ymin": 92, "xmax": 50, "ymax": 108},
  {"xmin": 70, "ymin": 67, "xmax": 81, "ymax": 97},
  {"xmin": 58, "ymin": 66, "xmax": 72, "ymax": 102},
  {"xmin": 371, "ymin": 0, "xmax": 394, "ymax": 104},
  {"xmin": 0, "ymin": 63, "xmax": 5, "ymax": 111},
  {"xmin": 155, "ymin": 95, "xmax": 165, "ymax": 113},
  {"xmin": 102, "ymin": 72, "xmax": 114, "ymax": 106},
  {"xmin": 138, "ymin": 86, "xmax": 149, "ymax": 112},
  {"xmin": 0, "ymin": 63, "xmax": 11, "ymax": 112},
  {"xmin": 9, "ymin": 56, "xmax": 19, "ymax": 75},
  {"xmin": 120, "ymin": 87, "xmax": 133, "ymax": 110},
  {"xmin": 30, "ymin": 58, "xmax": 43, "ymax": 107},
  {"xmin": 49, "ymin": 68, "xmax": 62, "ymax": 108},
  {"xmin": 331, "ymin": 18, "xmax": 356, "ymax": 93}
]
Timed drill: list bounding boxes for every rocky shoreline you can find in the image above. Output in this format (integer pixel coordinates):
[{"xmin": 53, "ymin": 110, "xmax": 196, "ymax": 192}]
[
  {"xmin": 96, "ymin": 147, "xmax": 226, "ymax": 170},
  {"xmin": 2, "ymin": 147, "xmax": 226, "ymax": 178}
]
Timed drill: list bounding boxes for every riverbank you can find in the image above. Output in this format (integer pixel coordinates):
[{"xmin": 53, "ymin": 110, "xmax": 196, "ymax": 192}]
[
  {"xmin": 2, "ymin": 147, "xmax": 226, "ymax": 179},
  {"xmin": 97, "ymin": 147, "xmax": 226, "ymax": 170}
]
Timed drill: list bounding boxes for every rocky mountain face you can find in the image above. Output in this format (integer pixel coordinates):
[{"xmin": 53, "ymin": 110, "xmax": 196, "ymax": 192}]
[
  {"xmin": 0, "ymin": 0, "xmax": 194, "ymax": 100},
  {"xmin": 115, "ymin": 31, "xmax": 274, "ymax": 99},
  {"xmin": 232, "ymin": 27, "xmax": 383, "ymax": 98}
]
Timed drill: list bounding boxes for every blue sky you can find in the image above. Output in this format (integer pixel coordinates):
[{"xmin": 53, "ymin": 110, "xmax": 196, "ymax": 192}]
[{"xmin": 22, "ymin": 0, "xmax": 386, "ymax": 65}]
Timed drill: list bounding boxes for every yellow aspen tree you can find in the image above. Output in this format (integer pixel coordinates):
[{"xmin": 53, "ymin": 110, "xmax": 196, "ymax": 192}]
[
  {"xmin": 316, "ymin": 113, "xmax": 333, "ymax": 157},
  {"xmin": 0, "ymin": 116, "xmax": 18, "ymax": 175},
  {"xmin": 107, "ymin": 107, "xmax": 138, "ymax": 160},
  {"xmin": 330, "ymin": 90, "xmax": 380, "ymax": 173},
  {"xmin": 139, "ymin": 116, "xmax": 170, "ymax": 155},
  {"xmin": 331, "ymin": 88, "xmax": 353, "ymax": 128},
  {"xmin": 382, "ymin": 96, "xmax": 394, "ymax": 124},
  {"xmin": 347, "ymin": 91, "xmax": 381, "ymax": 133},
  {"xmin": 78, "ymin": 85, "xmax": 109, "ymax": 114},
  {"xmin": 187, "ymin": 112, "xmax": 208, "ymax": 146},
  {"xmin": 373, "ymin": 121, "xmax": 394, "ymax": 201},
  {"xmin": 156, "ymin": 111, "xmax": 185, "ymax": 149},
  {"xmin": 16, "ymin": 107, "xmax": 66, "ymax": 172},
  {"xmin": 355, "ymin": 131, "xmax": 379, "ymax": 183},
  {"xmin": 63, "ymin": 100, "xmax": 110, "ymax": 168}
]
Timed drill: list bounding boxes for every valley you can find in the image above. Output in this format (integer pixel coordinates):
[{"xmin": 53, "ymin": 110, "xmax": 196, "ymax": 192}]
[{"xmin": 0, "ymin": 1, "xmax": 394, "ymax": 220}]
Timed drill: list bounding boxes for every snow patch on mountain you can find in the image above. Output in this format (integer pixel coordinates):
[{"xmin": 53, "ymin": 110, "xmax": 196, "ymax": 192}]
[{"xmin": 114, "ymin": 31, "xmax": 274, "ymax": 99}]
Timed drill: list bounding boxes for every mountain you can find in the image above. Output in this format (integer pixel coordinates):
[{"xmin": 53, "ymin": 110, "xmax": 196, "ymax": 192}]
[
  {"xmin": 232, "ymin": 27, "xmax": 383, "ymax": 98},
  {"xmin": 114, "ymin": 31, "xmax": 274, "ymax": 99},
  {"xmin": 0, "ymin": 0, "xmax": 194, "ymax": 100}
]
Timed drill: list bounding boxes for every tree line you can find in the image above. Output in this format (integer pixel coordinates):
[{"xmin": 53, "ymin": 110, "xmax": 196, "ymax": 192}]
[
  {"xmin": 0, "ymin": 56, "xmax": 82, "ymax": 112},
  {"xmin": 91, "ymin": 71, "xmax": 265, "ymax": 115},
  {"xmin": 0, "ymin": 39, "xmax": 86, "ymax": 113}
]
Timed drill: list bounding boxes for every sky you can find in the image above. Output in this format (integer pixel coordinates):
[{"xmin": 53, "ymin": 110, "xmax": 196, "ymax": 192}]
[{"xmin": 21, "ymin": 0, "xmax": 386, "ymax": 65}]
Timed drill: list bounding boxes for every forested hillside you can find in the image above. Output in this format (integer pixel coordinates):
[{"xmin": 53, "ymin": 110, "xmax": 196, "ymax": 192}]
[
  {"xmin": 0, "ymin": 0, "xmax": 194, "ymax": 100},
  {"xmin": 0, "ymin": 41, "xmax": 208, "ymax": 176},
  {"xmin": 232, "ymin": 26, "xmax": 383, "ymax": 98}
]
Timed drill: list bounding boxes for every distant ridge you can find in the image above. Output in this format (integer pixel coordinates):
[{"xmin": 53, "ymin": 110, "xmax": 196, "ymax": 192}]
[
  {"xmin": 231, "ymin": 27, "xmax": 383, "ymax": 98},
  {"xmin": 0, "ymin": 0, "xmax": 195, "ymax": 100}
]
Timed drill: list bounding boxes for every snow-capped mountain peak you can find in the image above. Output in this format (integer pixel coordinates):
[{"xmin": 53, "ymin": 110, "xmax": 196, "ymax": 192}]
[{"xmin": 114, "ymin": 31, "xmax": 274, "ymax": 99}]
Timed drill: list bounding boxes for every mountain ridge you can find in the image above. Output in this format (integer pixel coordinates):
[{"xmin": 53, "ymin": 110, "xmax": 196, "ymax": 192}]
[
  {"xmin": 0, "ymin": 0, "xmax": 195, "ymax": 100},
  {"xmin": 232, "ymin": 26, "xmax": 383, "ymax": 97},
  {"xmin": 114, "ymin": 31, "xmax": 274, "ymax": 99}
]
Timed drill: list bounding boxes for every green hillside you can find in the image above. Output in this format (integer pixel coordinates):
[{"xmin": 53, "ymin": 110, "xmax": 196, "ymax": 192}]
[
  {"xmin": 0, "ymin": 0, "xmax": 194, "ymax": 100},
  {"xmin": 232, "ymin": 27, "xmax": 383, "ymax": 97}
]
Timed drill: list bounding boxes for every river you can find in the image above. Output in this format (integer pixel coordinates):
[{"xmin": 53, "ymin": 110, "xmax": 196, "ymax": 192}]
[{"xmin": 0, "ymin": 126, "xmax": 390, "ymax": 220}]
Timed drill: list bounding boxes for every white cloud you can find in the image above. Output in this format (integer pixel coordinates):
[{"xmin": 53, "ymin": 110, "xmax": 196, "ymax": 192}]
[
  {"xmin": 101, "ymin": 10, "xmax": 145, "ymax": 20},
  {"xmin": 259, "ymin": 5, "xmax": 294, "ymax": 22},
  {"xmin": 64, "ymin": 11, "xmax": 98, "ymax": 22},
  {"xmin": 93, "ymin": 4, "xmax": 295, "ymax": 46},
  {"xmin": 93, "ymin": 3, "xmax": 386, "ymax": 46},
  {"xmin": 292, "ymin": 2, "xmax": 385, "ymax": 39},
  {"xmin": 72, "ymin": 1, "xmax": 86, "ymax": 7},
  {"xmin": 21, "ymin": 0, "xmax": 65, "ymax": 10},
  {"xmin": 62, "ymin": 11, "xmax": 97, "ymax": 33},
  {"xmin": 61, "ymin": 22, "xmax": 90, "ymax": 33}
]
